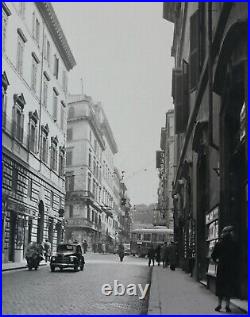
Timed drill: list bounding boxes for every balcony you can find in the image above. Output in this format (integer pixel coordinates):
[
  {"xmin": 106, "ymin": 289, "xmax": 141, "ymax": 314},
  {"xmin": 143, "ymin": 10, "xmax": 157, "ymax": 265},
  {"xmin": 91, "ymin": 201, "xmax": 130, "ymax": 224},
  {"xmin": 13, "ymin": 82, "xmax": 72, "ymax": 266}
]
[
  {"xmin": 65, "ymin": 217, "xmax": 101, "ymax": 232},
  {"xmin": 66, "ymin": 190, "xmax": 95, "ymax": 201}
]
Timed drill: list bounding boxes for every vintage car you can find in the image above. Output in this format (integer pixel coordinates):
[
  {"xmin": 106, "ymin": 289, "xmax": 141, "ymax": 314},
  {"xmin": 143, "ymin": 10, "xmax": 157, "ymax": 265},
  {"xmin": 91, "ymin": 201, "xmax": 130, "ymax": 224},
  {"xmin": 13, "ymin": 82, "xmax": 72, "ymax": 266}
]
[{"xmin": 50, "ymin": 243, "xmax": 85, "ymax": 272}]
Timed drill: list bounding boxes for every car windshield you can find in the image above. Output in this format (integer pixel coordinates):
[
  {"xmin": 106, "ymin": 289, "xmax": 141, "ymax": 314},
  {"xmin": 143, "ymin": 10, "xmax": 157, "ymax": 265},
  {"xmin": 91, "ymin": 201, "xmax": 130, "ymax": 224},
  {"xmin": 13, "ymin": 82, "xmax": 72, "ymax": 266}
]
[{"xmin": 57, "ymin": 244, "xmax": 76, "ymax": 252}]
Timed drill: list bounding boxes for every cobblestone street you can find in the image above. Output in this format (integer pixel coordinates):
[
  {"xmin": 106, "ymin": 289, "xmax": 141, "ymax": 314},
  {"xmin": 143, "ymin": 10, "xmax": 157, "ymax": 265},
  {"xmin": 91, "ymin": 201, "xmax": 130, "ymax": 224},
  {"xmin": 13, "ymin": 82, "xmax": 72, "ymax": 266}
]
[{"xmin": 2, "ymin": 254, "xmax": 151, "ymax": 315}]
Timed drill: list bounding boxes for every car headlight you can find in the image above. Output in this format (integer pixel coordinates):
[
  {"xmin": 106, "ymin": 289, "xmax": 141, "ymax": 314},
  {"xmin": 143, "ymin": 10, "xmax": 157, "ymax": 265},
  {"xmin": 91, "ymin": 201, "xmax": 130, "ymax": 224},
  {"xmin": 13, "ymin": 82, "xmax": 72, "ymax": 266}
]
[
  {"xmin": 69, "ymin": 256, "xmax": 75, "ymax": 262},
  {"xmin": 51, "ymin": 256, "xmax": 56, "ymax": 262}
]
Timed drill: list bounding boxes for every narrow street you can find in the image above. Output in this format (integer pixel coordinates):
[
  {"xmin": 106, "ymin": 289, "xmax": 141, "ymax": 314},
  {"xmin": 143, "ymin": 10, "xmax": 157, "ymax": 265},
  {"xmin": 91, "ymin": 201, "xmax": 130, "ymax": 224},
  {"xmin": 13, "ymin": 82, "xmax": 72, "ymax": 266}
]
[{"xmin": 2, "ymin": 254, "xmax": 151, "ymax": 315}]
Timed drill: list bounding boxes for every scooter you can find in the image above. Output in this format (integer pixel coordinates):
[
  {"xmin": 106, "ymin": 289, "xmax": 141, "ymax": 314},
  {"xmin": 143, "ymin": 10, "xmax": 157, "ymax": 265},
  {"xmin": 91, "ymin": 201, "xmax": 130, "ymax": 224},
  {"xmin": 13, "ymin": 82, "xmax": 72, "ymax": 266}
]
[{"xmin": 26, "ymin": 253, "xmax": 41, "ymax": 270}]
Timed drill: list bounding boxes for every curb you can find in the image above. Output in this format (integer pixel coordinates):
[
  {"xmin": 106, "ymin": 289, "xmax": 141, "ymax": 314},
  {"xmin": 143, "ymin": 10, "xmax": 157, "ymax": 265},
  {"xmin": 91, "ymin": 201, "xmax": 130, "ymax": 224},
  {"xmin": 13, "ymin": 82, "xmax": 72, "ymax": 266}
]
[
  {"xmin": 2, "ymin": 262, "xmax": 47, "ymax": 272},
  {"xmin": 147, "ymin": 267, "xmax": 161, "ymax": 315}
]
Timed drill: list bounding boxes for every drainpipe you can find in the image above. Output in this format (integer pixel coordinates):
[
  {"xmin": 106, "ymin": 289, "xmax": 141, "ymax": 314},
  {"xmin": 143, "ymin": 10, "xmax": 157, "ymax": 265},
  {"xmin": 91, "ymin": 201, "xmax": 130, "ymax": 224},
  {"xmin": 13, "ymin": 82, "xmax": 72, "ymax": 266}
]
[
  {"xmin": 38, "ymin": 21, "xmax": 45, "ymax": 172},
  {"xmin": 208, "ymin": 3, "xmax": 219, "ymax": 151}
]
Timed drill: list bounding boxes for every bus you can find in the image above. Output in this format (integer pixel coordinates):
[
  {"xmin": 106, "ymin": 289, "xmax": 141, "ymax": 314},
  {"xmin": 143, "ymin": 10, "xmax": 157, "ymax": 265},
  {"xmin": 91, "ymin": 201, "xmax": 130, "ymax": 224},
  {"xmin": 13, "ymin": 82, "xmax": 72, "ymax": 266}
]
[{"xmin": 130, "ymin": 227, "xmax": 174, "ymax": 257}]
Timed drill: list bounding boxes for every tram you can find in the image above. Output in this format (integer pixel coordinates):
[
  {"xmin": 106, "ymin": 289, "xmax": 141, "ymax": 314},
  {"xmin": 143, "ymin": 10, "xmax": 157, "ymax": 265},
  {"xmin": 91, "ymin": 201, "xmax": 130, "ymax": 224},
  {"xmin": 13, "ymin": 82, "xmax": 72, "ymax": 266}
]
[{"xmin": 130, "ymin": 227, "xmax": 174, "ymax": 257}]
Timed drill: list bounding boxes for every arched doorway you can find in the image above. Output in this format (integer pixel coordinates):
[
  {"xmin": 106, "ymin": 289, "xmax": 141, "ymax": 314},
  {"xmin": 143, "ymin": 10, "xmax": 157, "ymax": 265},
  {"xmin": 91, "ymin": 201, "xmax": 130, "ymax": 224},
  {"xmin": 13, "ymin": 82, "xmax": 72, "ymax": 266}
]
[{"xmin": 37, "ymin": 201, "xmax": 44, "ymax": 244}]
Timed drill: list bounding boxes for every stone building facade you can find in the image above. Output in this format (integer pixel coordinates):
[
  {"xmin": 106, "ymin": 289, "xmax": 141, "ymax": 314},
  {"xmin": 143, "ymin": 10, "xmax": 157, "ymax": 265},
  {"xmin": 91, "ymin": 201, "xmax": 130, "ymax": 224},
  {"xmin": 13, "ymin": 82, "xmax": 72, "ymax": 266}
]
[
  {"xmin": 64, "ymin": 95, "xmax": 130, "ymax": 250},
  {"xmin": 164, "ymin": 2, "xmax": 247, "ymax": 299},
  {"xmin": 156, "ymin": 110, "xmax": 175, "ymax": 229},
  {"xmin": 2, "ymin": 2, "xmax": 76, "ymax": 263}
]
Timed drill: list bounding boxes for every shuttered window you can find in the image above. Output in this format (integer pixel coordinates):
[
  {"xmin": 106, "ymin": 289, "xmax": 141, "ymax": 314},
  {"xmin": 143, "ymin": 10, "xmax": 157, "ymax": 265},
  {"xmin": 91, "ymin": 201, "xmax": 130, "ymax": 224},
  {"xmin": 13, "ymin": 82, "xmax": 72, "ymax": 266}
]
[
  {"xmin": 189, "ymin": 10, "xmax": 200, "ymax": 90},
  {"xmin": 173, "ymin": 68, "xmax": 184, "ymax": 134},
  {"xmin": 53, "ymin": 91, "xmax": 58, "ymax": 121},
  {"xmin": 182, "ymin": 60, "xmax": 190, "ymax": 130}
]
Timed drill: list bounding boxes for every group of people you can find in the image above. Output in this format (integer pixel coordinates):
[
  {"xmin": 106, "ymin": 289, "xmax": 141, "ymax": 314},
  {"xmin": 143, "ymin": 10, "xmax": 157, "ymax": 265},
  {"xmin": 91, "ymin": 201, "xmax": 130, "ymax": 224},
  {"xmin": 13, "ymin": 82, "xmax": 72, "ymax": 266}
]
[
  {"xmin": 147, "ymin": 226, "xmax": 238, "ymax": 313},
  {"xmin": 147, "ymin": 241, "xmax": 177, "ymax": 270},
  {"xmin": 25, "ymin": 239, "xmax": 52, "ymax": 265}
]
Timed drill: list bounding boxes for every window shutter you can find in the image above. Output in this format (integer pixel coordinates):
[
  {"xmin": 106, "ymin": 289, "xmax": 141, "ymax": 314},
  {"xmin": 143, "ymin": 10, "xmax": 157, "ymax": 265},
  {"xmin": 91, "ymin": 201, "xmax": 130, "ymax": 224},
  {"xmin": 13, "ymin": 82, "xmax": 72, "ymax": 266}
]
[
  {"xmin": 46, "ymin": 139, "xmax": 48, "ymax": 163},
  {"xmin": 32, "ymin": 12, "xmax": 35, "ymax": 38},
  {"xmin": 173, "ymin": 68, "xmax": 184, "ymax": 134},
  {"xmin": 189, "ymin": 10, "xmax": 200, "ymax": 90},
  {"xmin": 182, "ymin": 61, "xmax": 190, "ymax": 130},
  {"xmin": 61, "ymin": 107, "xmax": 64, "ymax": 130},
  {"xmin": 20, "ymin": 112, "xmax": 24, "ymax": 142},
  {"xmin": 34, "ymin": 126, "xmax": 38, "ymax": 153},
  {"xmin": 53, "ymin": 94, "xmax": 57, "ymax": 121}
]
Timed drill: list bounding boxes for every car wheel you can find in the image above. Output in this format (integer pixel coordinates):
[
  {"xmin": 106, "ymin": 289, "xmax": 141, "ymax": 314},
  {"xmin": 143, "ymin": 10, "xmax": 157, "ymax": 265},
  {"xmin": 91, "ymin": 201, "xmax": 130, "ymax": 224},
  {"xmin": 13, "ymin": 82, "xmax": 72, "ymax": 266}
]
[
  {"xmin": 51, "ymin": 266, "xmax": 55, "ymax": 272},
  {"xmin": 60, "ymin": 267, "xmax": 63, "ymax": 272},
  {"xmin": 74, "ymin": 264, "xmax": 79, "ymax": 272},
  {"xmin": 80, "ymin": 263, "xmax": 84, "ymax": 271}
]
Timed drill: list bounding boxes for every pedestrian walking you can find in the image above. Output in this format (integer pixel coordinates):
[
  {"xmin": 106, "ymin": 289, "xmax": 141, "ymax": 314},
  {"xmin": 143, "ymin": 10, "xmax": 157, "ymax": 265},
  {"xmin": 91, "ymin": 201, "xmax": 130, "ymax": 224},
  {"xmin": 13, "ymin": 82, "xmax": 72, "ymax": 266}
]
[
  {"xmin": 161, "ymin": 242, "xmax": 169, "ymax": 268},
  {"xmin": 168, "ymin": 241, "xmax": 177, "ymax": 271},
  {"xmin": 82, "ymin": 240, "xmax": 88, "ymax": 254},
  {"xmin": 155, "ymin": 244, "xmax": 162, "ymax": 266},
  {"xmin": 211, "ymin": 225, "xmax": 238, "ymax": 313},
  {"xmin": 44, "ymin": 239, "xmax": 51, "ymax": 262},
  {"xmin": 148, "ymin": 244, "xmax": 155, "ymax": 267},
  {"xmin": 118, "ymin": 243, "xmax": 125, "ymax": 262}
]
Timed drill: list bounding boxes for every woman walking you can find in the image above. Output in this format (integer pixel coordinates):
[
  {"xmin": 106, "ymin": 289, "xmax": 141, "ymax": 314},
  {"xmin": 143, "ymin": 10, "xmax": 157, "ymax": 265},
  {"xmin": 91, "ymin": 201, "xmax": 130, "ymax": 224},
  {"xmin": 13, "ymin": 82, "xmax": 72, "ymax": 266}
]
[{"xmin": 211, "ymin": 226, "xmax": 238, "ymax": 313}]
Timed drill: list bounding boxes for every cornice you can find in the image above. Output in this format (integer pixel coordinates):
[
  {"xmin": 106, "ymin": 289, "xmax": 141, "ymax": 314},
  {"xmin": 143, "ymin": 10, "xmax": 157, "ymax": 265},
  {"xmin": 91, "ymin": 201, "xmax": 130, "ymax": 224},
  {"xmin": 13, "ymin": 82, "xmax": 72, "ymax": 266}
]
[{"xmin": 35, "ymin": 2, "xmax": 76, "ymax": 71}]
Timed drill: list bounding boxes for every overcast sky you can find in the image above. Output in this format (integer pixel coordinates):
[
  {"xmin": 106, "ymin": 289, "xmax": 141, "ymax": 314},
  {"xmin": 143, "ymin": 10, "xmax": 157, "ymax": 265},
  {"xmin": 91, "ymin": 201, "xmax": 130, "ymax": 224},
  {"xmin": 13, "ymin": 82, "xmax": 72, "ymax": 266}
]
[{"xmin": 53, "ymin": 2, "xmax": 174, "ymax": 205}]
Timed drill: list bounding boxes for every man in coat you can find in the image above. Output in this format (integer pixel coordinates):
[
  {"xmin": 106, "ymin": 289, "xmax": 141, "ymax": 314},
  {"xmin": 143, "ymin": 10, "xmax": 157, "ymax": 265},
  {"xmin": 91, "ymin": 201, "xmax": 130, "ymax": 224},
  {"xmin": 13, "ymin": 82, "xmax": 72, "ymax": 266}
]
[
  {"xmin": 211, "ymin": 225, "xmax": 238, "ymax": 312},
  {"xmin": 168, "ymin": 241, "xmax": 177, "ymax": 271},
  {"xmin": 148, "ymin": 244, "xmax": 155, "ymax": 267},
  {"xmin": 161, "ymin": 242, "xmax": 169, "ymax": 268}
]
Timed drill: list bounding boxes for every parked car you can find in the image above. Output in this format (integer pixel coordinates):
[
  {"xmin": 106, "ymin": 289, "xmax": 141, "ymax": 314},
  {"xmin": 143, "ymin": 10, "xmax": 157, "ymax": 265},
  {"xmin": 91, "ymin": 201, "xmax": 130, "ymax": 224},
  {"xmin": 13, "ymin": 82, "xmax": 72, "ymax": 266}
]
[{"xmin": 50, "ymin": 243, "xmax": 85, "ymax": 272}]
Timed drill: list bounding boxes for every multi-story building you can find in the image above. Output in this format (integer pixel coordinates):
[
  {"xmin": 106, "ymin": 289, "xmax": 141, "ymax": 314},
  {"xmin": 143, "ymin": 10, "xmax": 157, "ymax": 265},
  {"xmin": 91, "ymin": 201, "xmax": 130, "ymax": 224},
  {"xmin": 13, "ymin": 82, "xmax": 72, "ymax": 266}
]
[
  {"xmin": 64, "ymin": 94, "xmax": 125, "ymax": 251},
  {"xmin": 155, "ymin": 110, "xmax": 175, "ymax": 229},
  {"xmin": 64, "ymin": 95, "xmax": 105, "ymax": 248},
  {"xmin": 164, "ymin": 2, "xmax": 247, "ymax": 299},
  {"xmin": 2, "ymin": 2, "xmax": 76, "ymax": 263}
]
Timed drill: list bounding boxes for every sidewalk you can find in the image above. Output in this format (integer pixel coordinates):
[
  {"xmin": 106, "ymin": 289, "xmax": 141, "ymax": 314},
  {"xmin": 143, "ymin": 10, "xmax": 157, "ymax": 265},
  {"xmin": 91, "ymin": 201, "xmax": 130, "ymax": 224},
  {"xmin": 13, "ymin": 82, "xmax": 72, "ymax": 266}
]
[
  {"xmin": 2, "ymin": 260, "xmax": 47, "ymax": 271},
  {"xmin": 148, "ymin": 266, "xmax": 247, "ymax": 315}
]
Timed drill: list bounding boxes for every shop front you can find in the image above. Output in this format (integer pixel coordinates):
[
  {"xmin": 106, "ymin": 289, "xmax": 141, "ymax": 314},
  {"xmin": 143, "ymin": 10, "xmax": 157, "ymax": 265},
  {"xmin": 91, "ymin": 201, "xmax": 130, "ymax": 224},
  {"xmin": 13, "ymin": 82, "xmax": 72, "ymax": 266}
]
[{"xmin": 2, "ymin": 200, "xmax": 36, "ymax": 263}]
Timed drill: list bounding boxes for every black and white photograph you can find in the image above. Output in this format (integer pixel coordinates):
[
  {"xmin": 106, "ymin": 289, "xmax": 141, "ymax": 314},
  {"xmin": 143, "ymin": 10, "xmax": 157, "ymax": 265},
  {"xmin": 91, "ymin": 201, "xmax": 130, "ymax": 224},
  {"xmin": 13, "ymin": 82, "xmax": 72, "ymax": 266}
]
[{"xmin": 2, "ymin": 2, "xmax": 248, "ymax": 315}]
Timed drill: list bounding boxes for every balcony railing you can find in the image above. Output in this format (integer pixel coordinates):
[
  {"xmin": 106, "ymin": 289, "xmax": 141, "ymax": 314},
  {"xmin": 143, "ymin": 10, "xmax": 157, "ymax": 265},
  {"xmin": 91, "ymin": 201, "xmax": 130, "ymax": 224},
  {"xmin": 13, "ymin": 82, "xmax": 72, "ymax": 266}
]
[
  {"xmin": 66, "ymin": 190, "xmax": 94, "ymax": 200},
  {"xmin": 65, "ymin": 217, "xmax": 102, "ymax": 231}
]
